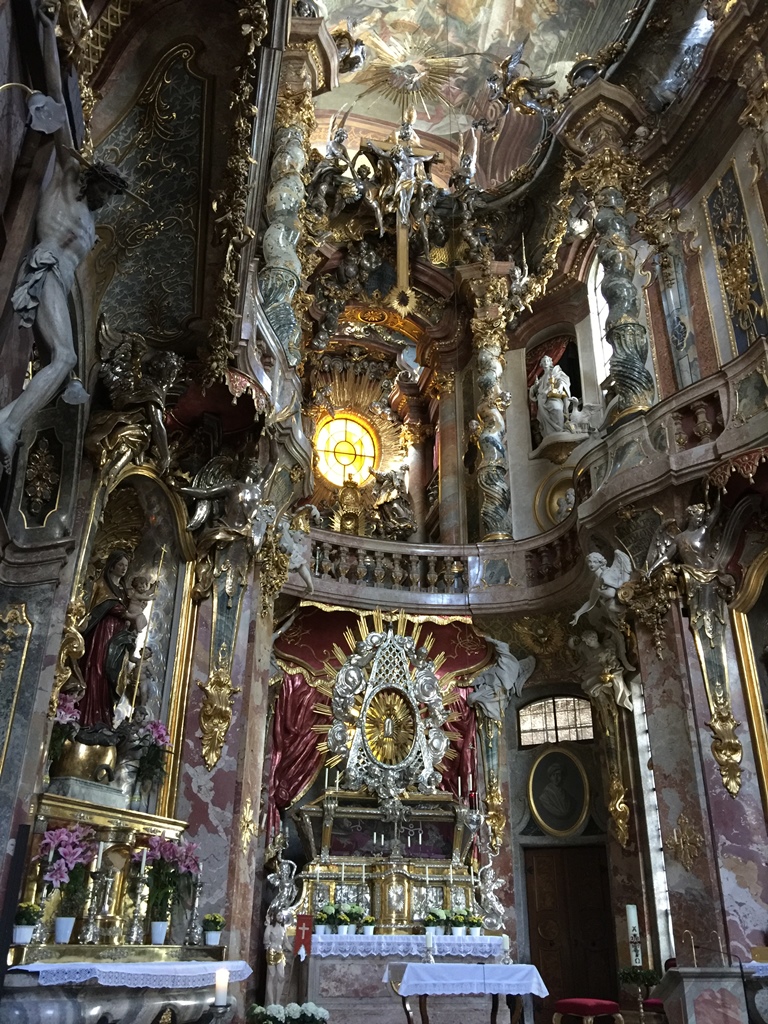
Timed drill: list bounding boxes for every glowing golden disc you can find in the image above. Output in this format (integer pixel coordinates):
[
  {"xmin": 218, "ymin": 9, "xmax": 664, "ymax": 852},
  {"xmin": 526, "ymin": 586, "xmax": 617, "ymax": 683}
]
[{"xmin": 364, "ymin": 688, "xmax": 416, "ymax": 766}]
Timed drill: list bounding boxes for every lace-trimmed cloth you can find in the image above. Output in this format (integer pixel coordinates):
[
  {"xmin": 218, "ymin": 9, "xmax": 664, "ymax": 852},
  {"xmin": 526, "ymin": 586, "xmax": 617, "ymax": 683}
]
[
  {"xmin": 13, "ymin": 960, "xmax": 252, "ymax": 988},
  {"xmin": 382, "ymin": 962, "xmax": 548, "ymax": 997},
  {"xmin": 307, "ymin": 933, "xmax": 503, "ymax": 960}
]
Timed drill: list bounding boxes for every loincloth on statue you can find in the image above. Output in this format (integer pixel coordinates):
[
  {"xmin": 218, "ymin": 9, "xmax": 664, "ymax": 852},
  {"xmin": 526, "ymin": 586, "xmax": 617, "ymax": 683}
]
[
  {"xmin": 11, "ymin": 246, "xmax": 64, "ymax": 328},
  {"xmin": 266, "ymin": 948, "xmax": 286, "ymax": 965}
]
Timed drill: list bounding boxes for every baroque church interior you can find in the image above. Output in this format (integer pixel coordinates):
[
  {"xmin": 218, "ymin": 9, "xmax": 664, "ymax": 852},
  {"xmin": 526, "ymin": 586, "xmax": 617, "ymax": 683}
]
[{"xmin": 4, "ymin": 0, "xmax": 768, "ymax": 1022}]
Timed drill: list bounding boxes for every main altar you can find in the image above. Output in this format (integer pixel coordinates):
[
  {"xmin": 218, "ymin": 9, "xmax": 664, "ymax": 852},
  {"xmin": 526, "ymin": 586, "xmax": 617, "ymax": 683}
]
[{"xmin": 268, "ymin": 624, "xmax": 510, "ymax": 1009}]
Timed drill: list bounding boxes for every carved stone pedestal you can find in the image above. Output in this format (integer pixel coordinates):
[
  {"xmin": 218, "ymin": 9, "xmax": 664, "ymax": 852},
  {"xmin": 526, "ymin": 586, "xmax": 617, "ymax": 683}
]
[{"xmin": 655, "ymin": 966, "xmax": 749, "ymax": 1024}]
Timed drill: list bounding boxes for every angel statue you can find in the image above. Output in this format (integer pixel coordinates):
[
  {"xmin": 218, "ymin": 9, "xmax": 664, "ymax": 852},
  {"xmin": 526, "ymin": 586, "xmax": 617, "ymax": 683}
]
[
  {"xmin": 473, "ymin": 39, "xmax": 557, "ymax": 135},
  {"xmin": 276, "ymin": 504, "xmax": 322, "ymax": 596},
  {"xmin": 572, "ymin": 550, "xmax": 632, "ymax": 629},
  {"xmin": 179, "ymin": 428, "xmax": 279, "ymax": 555},
  {"xmin": 476, "ymin": 862, "xmax": 505, "ymax": 932},
  {"xmin": 97, "ymin": 320, "xmax": 184, "ymax": 474},
  {"xmin": 467, "ymin": 638, "xmax": 535, "ymax": 722}
]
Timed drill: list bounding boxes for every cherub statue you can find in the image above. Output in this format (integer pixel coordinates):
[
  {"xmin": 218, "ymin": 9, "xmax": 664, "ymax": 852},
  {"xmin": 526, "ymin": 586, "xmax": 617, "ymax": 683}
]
[
  {"xmin": 98, "ymin": 320, "xmax": 184, "ymax": 473},
  {"xmin": 467, "ymin": 638, "xmax": 535, "ymax": 721},
  {"xmin": 0, "ymin": 5, "xmax": 129, "ymax": 472},
  {"xmin": 267, "ymin": 850, "xmax": 299, "ymax": 918},
  {"xmin": 476, "ymin": 862, "xmax": 505, "ymax": 931},
  {"xmin": 571, "ymin": 550, "xmax": 633, "ymax": 629},
  {"xmin": 180, "ymin": 429, "xmax": 279, "ymax": 554},
  {"xmin": 276, "ymin": 505, "xmax": 322, "ymax": 595},
  {"xmin": 333, "ymin": 25, "xmax": 367, "ymax": 74}
]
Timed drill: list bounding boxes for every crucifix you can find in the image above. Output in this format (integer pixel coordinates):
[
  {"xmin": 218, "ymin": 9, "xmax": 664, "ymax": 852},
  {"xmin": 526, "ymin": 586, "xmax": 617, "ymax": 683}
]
[{"xmin": 361, "ymin": 111, "xmax": 442, "ymax": 292}]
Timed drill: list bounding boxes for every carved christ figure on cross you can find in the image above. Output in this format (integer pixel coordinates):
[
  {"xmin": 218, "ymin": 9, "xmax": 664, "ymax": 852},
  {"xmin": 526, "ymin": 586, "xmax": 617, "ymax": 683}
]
[{"xmin": 359, "ymin": 112, "xmax": 442, "ymax": 291}]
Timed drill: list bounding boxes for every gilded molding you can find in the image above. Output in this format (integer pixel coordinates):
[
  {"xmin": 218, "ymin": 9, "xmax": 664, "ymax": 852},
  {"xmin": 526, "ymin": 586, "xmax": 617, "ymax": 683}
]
[
  {"xmin": 240, "ymin": 796, "xmax": 258, "ymax": 855},
  {"xmin": 667, "ymin": 813, "xmax": 704, "ymax": 872},
  {"xmin": 49, "ymin": 594, "xmax": 87, "ymax": 718},
  {"xmin": 608, "ymin": 771, "xmax": 630, "ymax": 849},
  {"xmin": 0, "ymin": 604, "xmax": 32, "ymax": 774},
  {"xmin": 484, "ymin": 770, "xmax": 506, "ymax": 856},
  {"xmin": 198, "ymin": 644, "xmax": 241, "ymax": 771}
]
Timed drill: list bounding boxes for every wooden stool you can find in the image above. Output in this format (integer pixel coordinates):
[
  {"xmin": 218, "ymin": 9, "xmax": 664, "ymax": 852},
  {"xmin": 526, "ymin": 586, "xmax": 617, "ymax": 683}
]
[{"xmin": 553, "ymin": 998, "xmax": 624, "ymax": 1024}]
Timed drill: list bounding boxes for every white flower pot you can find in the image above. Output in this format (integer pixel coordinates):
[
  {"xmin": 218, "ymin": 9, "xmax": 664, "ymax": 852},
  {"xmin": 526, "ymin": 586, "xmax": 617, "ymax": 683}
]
[
  {"xmin": 435, "ymin": 925, "xmax": 445, "ymax": 935},
  {"xmin": 204, "ymin": 931, "xmax": 221, "ymax": 946},
  {"xmin": 451, "ymin": 926, "xmax": 466, "ymax": 936},
  {"xmin": 347, "ymin": 924, "xmax": 357, "ymax": 935},
  {"xmin": 13, "ymin": 925, "xmax": 34, "ymax": 944},
  {"xmin": 363, "ymin": 925, "xmax": 375, "ymax": 936},
  {"xmin": 336, "ymin": 924, "xmax": 349, "ymax": 935},
  {"xmin": 425, "ymin": 926, "xmax": 436, "ymax": 936},
  {"xmin": 151, "ymin": 920, "xmax": 169, "ymax": 945},
  {"xmin": 54, "ymin": 917, "xmax": 75, "ymax": 944},
  {"xmin": 469, "ymin": 927, "xmax": 482, "ymax": 937},
  {"xmin": 314, "ymin": 924, "xmax": 327, "ymax": 935}
]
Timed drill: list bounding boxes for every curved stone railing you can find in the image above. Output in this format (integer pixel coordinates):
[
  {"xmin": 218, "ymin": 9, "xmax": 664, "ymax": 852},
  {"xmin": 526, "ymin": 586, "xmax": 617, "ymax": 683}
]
[{"xmin": 282, "ymin": 342, "xmax": 768, "ymax": 615}]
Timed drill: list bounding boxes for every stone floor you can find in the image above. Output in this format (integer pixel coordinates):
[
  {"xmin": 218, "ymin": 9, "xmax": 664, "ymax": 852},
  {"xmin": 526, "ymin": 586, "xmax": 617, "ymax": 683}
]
[{"xmin": 323, "ymin": 995, "xmax": 500, "ymax": 1024}]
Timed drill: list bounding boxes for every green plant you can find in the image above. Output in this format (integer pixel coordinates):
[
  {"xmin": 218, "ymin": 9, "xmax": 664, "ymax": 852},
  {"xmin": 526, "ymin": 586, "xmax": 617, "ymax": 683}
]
[
  {"xmin": 341, "ymin": 902, "xmax": 365, "ymax": 924},
  {"xmin": 361, "ymin": 915, "xmax": 375, "ymax": 926},
  {"xmin": 58, "ymin": 862, "xmax": 90, "ymax": 917},
  {"xmin": 203, "ymin": 913, "xmax": 225, "ymax": 931},
  {"xmin": 424, "ymin": 907, "xmax": 447, "ymax": 927},
  {"xmin": 618, "ymin": 966, "xmax": 661, "ymax": 997},
  {"xmin": 466, "ymin": 913, "xmax": 483, "ymax": 928},
  {"xmin": 136, "ymin": 742, "xmax": 167, "ymax": 786},
  {"xmin": 314, "ymin": 910, "xmax": 328, "ymax": 925},
  {"xmin": 335, "ymin": 911, "xmax": 349, "ymax": 926},
  {"xmin": 317, "ymin": 903, "xmax": 336, "ymax": 926},
  {"xmin": 450, "ymin": 908, "xmax": 469, "ymax": 928},
  {"xmin": 14, "ymin": 903, "xmax": 42, "ymax": 926}
]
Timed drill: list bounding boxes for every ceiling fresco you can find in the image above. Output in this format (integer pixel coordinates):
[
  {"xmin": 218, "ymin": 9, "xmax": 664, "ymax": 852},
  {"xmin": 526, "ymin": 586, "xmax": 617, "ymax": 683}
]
[{"xmin": 314, "ymin": 0, "xmax": 640, "ymax": 174}]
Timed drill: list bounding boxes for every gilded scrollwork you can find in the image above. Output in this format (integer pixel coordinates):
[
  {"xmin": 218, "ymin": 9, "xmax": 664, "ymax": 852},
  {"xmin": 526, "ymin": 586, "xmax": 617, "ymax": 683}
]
[
  {"xmin": 484, "ymin": 770, "xmax": 506, "ymax": 855},
  {"xmin": 49, "ymin": 593, "xmax": 87, "ymax": 717},
  {"xmin": 25, "ymin": 435, "xmax": 60, "ymax": 516},
  {"xmin": 667, "ymin": 813, "xmax": 704, "ymax": 871},
  {"xmin": 198, "ymin": 644, "xmax": 242, "ymax": 771}
]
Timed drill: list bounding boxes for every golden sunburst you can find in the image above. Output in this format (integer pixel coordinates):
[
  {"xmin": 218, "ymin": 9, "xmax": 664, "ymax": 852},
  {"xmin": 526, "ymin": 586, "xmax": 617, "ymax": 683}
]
[
  {"xmin": 364, "ymin": 688, "xmax": 416, "ymax": 765},
  {"xmin": 355, "ymin": 34, "xmax": 467, "ymax": 120}
]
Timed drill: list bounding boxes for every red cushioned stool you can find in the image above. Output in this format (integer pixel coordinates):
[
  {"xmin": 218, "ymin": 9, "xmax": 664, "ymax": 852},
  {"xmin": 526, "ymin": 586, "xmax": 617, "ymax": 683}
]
[
  {"xmin": 553, "ymin": 998, "xmax": 624, "ymax": 1024},
  {"xmin": 643, "ymin": 997, "xmax": 666, "ymax": 1017}
]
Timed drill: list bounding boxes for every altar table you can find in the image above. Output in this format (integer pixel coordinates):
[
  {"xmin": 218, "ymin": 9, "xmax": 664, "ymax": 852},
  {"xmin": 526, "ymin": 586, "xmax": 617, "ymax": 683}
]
[
  {"xmin": 12, "ymin": 959, "xmax": 253, "ymax": 988},
  {"xmin": 310, "ymin": 933, "xmax": 503, "ymax": 959},
  {"xmin": 384, "ymin": 962, "xmax": 548, "ymax": 1024}
]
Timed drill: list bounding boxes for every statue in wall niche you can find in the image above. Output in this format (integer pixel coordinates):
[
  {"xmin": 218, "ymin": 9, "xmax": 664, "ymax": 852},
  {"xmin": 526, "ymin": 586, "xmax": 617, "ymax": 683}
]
[
  {"xmin": 467, "ymin": 639, "xmax": 535, "ymax": 722},
  {"xmin": 369, "ymin": 465, "xmax": 416, "ymax": 540},
  {"xmin": 112, "ymin": 704, "xmax": 153, "ymax": 806},
  {"xmin": 555, "ymin": 487, "xmax": 575, "ymax": 523},
  {"xmin": 97, "ymin": 321, "xmax": 185, "ymax": 474},
  {"xmin": 264, "ymin": 908, "xmax": 290, "ymax": 1006},
  {"xmin": 528, "ymin": 355, "xmax": 572, "ymax": 438},
  {"xmin": 0, "ymin": 6, "xmax": 130, "ymax": 473},
  {"xmin": 79, "ymin": 550, "xmax": 145, "ymax": 729}
]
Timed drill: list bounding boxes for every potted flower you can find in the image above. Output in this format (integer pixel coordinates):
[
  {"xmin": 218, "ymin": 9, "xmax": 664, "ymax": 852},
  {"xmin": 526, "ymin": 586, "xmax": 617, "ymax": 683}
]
[
  {"xmin": 335, "ymin": 910, "xmax": 350, "ymax": 935},
  {"xmin": 13, "ymin": 903, "xmax": 42, "ymax": 945},
  {"xmin": 315, "ymin": 903, "xmax": 336, "ymax": 935},
  {"xmin": 450, "ymin": 908, "xmax": 468, "ymax": 936},
  {"xmin": 39, "ymin": 824, "xmax": 98, "ymax": 943},
  {"xmin": 313, "ymin": 909, "xmax": 329, "ymax": 936},
  {"xmin": 203, "ymin": 913, "xmax": 225, "ymax": 946},
  {"xmin": 140, "ymin": 834, "xmax": 200, "ymax": 945},
  {"xmin": 424, "ymin": 907, "xmax": 447, "ymax": 935},
  {"xmin": 361, "ymin": 914, "xmax": 375, "ymax": 936},
  {"xmin": 466, "ymin": 912, "xmax": 483, "ymax": 937},
  {"xmin": 247, "ymin": 1003, "xmax": 329, "ymax": 1023},
  {"xmin": 341, "ymin": 903, "xmax": 365, "ymax": 935},
  {"xmin": 133, "ymin": 719, "xmax": 172, "ymax": 805}
]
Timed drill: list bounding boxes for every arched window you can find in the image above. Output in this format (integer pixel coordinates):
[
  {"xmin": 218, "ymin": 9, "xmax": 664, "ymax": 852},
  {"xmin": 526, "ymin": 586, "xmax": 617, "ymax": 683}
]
[
  {"xmin": 518, "ymin": 696, "xmax": 594, "ymax": 748},
  {"xmin": 314, "ymin": 412, "xmax": 379, "ymax": 487}
]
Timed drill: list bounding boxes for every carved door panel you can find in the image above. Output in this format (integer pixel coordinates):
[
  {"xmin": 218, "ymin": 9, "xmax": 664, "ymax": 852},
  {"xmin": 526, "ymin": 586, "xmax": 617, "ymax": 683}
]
[{"xmin": 525, "ymin": 845, "xmax": 617, "ymax": 1023}]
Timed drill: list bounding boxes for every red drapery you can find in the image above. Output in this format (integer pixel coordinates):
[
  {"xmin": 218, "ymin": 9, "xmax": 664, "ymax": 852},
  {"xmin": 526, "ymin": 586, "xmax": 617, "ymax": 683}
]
[
  {"xmin": 267, "ymin": 673, "xmax": 329, "ymax": 839},
  {"xmin": 439, "ymin": 687, "xmax": 477, "ymax": 799},
  {"xmin": 526, "ymin": 335, "xmax": 572, "ymax": 421}
]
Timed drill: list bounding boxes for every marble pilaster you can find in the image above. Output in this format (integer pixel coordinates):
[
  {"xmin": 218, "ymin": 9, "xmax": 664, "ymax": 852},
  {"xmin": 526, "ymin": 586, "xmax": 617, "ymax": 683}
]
[{"xmin": 435, "ymin": 370, "xmax": 465, "ymax": 544}]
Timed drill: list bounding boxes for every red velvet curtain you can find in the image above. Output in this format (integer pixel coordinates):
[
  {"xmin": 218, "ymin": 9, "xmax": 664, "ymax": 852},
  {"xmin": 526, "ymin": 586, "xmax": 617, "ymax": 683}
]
[
  {"xmin": 439, "ymin": 687, "xmax": 477, "ymax": 799},
  {"xmin": 526, "ymin": 335, "xmax": 572, "ymax": 420},
  {"xmin": 267, "ymin": 673, "xmax": 329, "ymax": 839}
]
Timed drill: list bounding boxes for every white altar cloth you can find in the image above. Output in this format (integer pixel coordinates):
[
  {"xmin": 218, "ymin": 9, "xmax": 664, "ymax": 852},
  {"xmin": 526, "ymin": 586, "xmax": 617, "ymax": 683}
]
[
  {"xmin": 311, "ymin": 933, "xmax": 503, "ymax": 959},
  {"xmin": 383, "ymin": 962, "xmax": 548, "ymax": 998},
  {"xmin": 745, "ymin": 962, "xmax": 768, "ymax": 977},
  {"xmin": 13, "ymin": 960, "xmax": 252, "ymax": 988}
]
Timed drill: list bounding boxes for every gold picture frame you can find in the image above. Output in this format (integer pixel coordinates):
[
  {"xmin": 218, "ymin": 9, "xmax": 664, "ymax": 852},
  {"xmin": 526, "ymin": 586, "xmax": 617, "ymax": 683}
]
[{"xmin": 528, "ymin": 746, "xmax": 590, "ymax": 838}]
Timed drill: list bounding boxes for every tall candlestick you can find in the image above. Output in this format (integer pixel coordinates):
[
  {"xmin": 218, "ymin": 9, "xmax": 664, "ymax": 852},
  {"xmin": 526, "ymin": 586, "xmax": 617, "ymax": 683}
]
[
  {"xmin": 214, "ymin": 968, "xmax": 229, "ymax": 1006},
  {"xmin": 96, "ymin": 842, "xmax": 104, "ymax": 871},
  {"xmin": 140, "ymin": 848, "xmax": 147, "ymax": 874},
  {"xmin": 341, "ymin": 864, "xmax": 345, "ymax": 886},
  {"xmin": 425, "ymin": 864, "xmax": 429, "ymax": 886},
  {"xmin": 458, "ymin": 777, "xmax": 462, "ymax": 798},
  {"xmin": 336, "ymin": 771, "xmax": 340, "ymax": 791},
  {"xmin": 626, "ymin": 904, "xmax": 639, "ymax": 941},
  {"xmin": 449, "ymin": 865, "xmax": 453, "ymax": 886}
]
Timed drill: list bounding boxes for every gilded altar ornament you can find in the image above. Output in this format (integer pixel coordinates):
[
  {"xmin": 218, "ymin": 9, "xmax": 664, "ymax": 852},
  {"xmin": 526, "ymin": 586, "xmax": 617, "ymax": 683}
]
[
  {"xmin": 205, "ymin": 0, "xmax": 268, "ymax": 385},
  {"xmin": 259, "ymin": 526, "xmax": 290, "ymax": 617},
  {"xmin": 240, "ymin": 796, "xmax": 258, "ymax": 855},
  {"xmin": 0, "ymin": 604, "xmax": 32, "ymax": 772},
  {"xmin": 50, "ymin": 592, "xmax": 86, "ymax": 716},
  {"xmin": 484, "ymin": 771, "xmax": 506, "ymax": 855},
  {"xmin": 198, "ymin": 644, "xmax": 241, "ymax": 770},
  {"xmin": 608, "ymin": 771, "xmax": 630, "ymax": 848},
  {"xmin": 667, "ymin": 814, "xmax": 704, "ymax": 872},
  {"xmin": 25, "ymin": 436, "xmax": 60, "ymax": 515}
]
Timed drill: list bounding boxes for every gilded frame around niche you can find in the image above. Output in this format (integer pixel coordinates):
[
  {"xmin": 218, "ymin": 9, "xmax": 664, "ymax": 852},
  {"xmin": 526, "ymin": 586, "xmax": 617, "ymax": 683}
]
[{"xmin": 732, "ymin": 545, "xmax": 768, "ymax": 819}]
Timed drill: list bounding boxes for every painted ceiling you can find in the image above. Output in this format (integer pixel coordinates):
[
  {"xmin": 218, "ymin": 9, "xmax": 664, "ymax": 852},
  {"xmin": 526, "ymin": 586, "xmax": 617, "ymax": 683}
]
[{"xmin": 314, "ymin": 0, "xmax": 639, "ymax": 176}]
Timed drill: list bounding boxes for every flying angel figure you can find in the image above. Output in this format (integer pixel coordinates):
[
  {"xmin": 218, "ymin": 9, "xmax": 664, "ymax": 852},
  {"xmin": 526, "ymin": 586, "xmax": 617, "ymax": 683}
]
[{"xmin": 472, "ymin": 38, "xmax": 557, "ymax": 135}]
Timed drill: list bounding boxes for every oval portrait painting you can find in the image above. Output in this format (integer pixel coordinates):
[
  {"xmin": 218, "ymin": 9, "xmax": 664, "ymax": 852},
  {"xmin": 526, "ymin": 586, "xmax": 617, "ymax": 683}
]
[{"xmin": 528, "ymin": 748, "xmax": 589, "ymax": 837}]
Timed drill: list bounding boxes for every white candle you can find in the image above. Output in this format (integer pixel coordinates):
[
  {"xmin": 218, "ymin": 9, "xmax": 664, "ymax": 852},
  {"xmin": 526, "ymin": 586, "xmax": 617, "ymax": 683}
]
[
  {"xmin": 48, "ymin": 848, "xmax": 54, "ymax": 864},
  {"xmin": 425, "ymin": 865, "xmax": 429, "ymax": 886},
  {"xmin": 426, "ymin": 931, "xmax": 433, "ymax": 949},
  {"xmin": 325, "ymin": 768, "xmax": 329, "ymax": 790},
  {"xmin": 214, "ymin": 968, "xmax": 229, "ymax": 1006},
  {"xmin": 96, "ymin": 842, "xmax": 104, "ymax": 871},
  {"xmin": 316, "ymin": 864, "xmax": 320, "ymax": 882},
  {"xmin": 470, "ymin": 865, "xmax": 475, "ymax": 890},
  {"xmin": 361, "ymin": 864, "xmax": 365, "ymax": 885},
  {"xmin": 449, "ymin": 865, "xmax": 453, "ymax": 886},
  {"xmin": 140, "ymin": 848, "xmax": 147, "ymax": 874},
  {"xmin": 341, "ymin": 864, "xmax": 345, "ymax": 886},
  {"xmin": 502, "ymin": 934, "xmax": 510, "ymax": 951},
  {"xmin": 373, "ymin": 831, "xmax": 377, "ymax": 846},
  {"xmin": 468, "ymin": 772, "xmax": 473, "ymax": 791},
  {"xmin": 626, "ymin": 904, "xmax": 639, "ymax": 941},
  {"xmin": 458, "ymin": 777, "xmax": 462, "ymax": 798},
  {"xmin": 336, "ymin": 771, "xmax": 340, "ymax": 790},
  {"xmin": 408, "ymin": 834, "xmax": 411, "ymax": 848}
]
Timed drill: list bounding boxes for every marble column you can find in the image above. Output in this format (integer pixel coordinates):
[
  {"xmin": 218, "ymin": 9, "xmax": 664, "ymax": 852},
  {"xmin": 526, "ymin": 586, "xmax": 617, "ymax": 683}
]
[
  {"xmin": 404, "ymin": 422, "xmax": 430, "ymax": 543},
  {"xmin": 434, "ymin": 370, "xmax": 465, "ymax": 545}
]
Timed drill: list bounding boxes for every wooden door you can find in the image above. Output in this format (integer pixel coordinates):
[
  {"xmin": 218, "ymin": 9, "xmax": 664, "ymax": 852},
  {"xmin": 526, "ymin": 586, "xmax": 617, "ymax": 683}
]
[{"xmin": 525, "ymin": 845, "xmax": 617, "ymax": 1023}]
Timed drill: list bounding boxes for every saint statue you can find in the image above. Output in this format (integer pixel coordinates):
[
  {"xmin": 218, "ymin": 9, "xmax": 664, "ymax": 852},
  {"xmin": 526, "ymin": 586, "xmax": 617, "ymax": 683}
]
[
  {"xmin": 79, "ymin": 550, "xmax": 143, "ymax": 728},
  {"xmin": 264, "ymin": 908, "xmax": 290, "ymax": 1006},
  {"xmin": 528, "ymin": 355, "xmax": 572, "ymax": 438}
]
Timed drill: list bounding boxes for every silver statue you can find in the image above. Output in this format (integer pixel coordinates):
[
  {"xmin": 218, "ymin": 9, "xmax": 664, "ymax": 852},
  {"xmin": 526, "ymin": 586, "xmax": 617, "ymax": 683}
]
[
  {"xmin": 0, "ymin": 6, "xmax": 129, "ymax": 472},
  {"xmin": 467, "ymin": 638, "xmax": 535, "ymax": 722},
  {"xmin": 369, "ymin": 465, "xmax": 416, "ymax": 540},
  {"xmin": 529, "ymin": 355, "xmax": 572, "ymax": 438},
  {"xmin": 476, "ymin": 862, "xmax": 505, "ymax": 932},
  {"xmin": 276, "ymin": 505, "xmax": 322, "ymax": 595}
]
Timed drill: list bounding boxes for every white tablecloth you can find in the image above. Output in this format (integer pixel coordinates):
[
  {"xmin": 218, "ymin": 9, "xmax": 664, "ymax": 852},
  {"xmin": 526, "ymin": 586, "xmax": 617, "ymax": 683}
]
[
  {"xmin": 383, "ymin": 962, "xmax": 548, "ymax": 998},
  {"xmin": 312, "ymin": 933, "xmax": 503, "ymax": 958},
  {"xmin": 745, "ymin": 961, "xmax": 768, "ymax": 977},
  {"xmin": 13, "ymin": 960, "xmax": 252, "ymax": 988}
]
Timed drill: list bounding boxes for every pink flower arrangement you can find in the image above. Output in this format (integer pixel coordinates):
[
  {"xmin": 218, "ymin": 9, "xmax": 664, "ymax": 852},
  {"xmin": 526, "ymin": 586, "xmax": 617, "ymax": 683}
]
[
  {"xmin": 54, "ymin": 693, "xmax": 80, "ymax": 725},
  {"xmin": 133, "ymin": 834, "xmax": 201, "ymax": 921},
  {"xmin": 39, "ymin": 824, "xmax": 97, "ymax": 886},
  {"xmin": 143, "ymin": 719, "xmax": 171, "ymax": 747}
]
